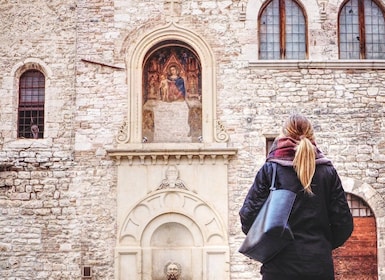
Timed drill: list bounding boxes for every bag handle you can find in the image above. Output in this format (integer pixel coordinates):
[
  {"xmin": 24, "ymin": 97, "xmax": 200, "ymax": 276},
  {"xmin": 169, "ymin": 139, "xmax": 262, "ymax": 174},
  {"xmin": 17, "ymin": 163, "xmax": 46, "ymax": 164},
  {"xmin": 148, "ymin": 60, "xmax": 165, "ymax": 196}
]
[{"xmin": 269, "ymin": 163, "xmax": 277, "ymax": 191}]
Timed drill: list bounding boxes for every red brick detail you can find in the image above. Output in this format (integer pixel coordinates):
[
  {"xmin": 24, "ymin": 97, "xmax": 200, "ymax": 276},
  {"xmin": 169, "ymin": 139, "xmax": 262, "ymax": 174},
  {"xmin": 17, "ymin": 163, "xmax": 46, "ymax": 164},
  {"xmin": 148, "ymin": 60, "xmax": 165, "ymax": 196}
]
[{"xmin": 333, "ymin": 217, "xmax": 377, "ymax": 280}]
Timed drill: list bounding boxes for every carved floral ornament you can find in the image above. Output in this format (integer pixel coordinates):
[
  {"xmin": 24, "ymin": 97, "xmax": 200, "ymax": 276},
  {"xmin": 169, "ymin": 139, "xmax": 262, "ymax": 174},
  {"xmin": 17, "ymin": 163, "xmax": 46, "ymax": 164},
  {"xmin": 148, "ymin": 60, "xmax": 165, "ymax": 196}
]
[{"xmin": 116, "ymin": 119, "xmax": 230, "ymax": 144}]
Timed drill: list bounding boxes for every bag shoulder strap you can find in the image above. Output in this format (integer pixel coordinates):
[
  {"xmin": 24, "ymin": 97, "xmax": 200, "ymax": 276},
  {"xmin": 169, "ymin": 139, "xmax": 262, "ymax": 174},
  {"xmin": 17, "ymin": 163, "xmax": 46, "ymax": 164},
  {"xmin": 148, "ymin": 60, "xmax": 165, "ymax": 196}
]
[
  {"xmin": 270, "ymin": 163, "xmax": 300, "ymax": 195},
  {"xmin": 269, "ymin": 163, "xmax": 277, "ymax": 191}
]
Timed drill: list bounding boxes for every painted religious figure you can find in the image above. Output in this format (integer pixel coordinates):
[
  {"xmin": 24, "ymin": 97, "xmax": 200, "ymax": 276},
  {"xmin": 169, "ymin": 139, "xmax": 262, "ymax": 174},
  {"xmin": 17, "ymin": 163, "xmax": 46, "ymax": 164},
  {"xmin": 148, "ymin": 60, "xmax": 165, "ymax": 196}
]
[
  {"xmin": 142, "ymin": 45, "xmax": 202, "ymax": 143},
  {"xmin": 160, "ymin": 65, "xmax": 186, "ymax": 102},
  {"xmin": 143, "ymin": 46, "xmax": 201, "ymax": 103}
]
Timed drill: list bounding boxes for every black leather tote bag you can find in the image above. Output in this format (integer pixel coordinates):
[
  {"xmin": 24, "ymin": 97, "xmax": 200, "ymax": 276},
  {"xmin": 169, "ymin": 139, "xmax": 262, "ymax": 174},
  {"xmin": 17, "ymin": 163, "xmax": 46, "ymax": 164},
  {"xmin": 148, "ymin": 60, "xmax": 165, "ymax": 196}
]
[{"xmin": 239, "ymin": 163, "xmax": 296, "ymax": 263}]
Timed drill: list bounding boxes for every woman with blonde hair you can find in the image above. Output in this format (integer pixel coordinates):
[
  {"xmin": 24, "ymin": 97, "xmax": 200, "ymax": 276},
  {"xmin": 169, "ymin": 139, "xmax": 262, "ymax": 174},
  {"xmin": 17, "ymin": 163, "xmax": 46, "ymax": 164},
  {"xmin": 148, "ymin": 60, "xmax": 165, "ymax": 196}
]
[{"xmin": 240, "ymin": 114, "xmax": 353, "ymax": 280}]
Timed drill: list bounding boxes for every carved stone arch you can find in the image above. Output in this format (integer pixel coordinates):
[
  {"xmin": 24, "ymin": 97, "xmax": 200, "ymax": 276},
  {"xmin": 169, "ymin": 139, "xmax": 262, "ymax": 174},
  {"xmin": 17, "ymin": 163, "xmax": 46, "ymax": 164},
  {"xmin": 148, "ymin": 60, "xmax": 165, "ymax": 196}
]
[
  {"xmin": 341, "ymin": 176, "xmax": 385, "ymax": 218},
  {"xmin": 116, "ymin": 189, "xmax": 230, "ymax": 280},
  {"xmin": 119, "ymin": 189, "xmax": 228, "ymax": 246},
  {"xmin": 11, "ymin": 57, "xmax": 53, "ymax": 79},
  {"xmin": 245, "ymin": 0, "xmax": 319, "ymax": 24},
  {"xmin": 340, "ymin": 176, "xmax": 385, "ymax": 279},
  {"xmin": 142, "ymin": 213, "xmax": 204, "ymax": 247},
  {"xmin": 119, "ymin": 22, "xmax": 228, "ymax": 144}
]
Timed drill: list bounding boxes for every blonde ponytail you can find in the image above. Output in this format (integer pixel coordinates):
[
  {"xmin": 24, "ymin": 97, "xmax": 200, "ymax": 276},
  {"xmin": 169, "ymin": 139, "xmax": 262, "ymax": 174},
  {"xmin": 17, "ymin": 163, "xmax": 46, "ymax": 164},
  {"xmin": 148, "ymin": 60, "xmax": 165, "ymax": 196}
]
[
  {"xmin": 283, "ymin": 114, "xmax": 317, "ymax": 195},
  {"xmin": 293, "ymin": 137, "xmax": 316, "ymax": 194}
]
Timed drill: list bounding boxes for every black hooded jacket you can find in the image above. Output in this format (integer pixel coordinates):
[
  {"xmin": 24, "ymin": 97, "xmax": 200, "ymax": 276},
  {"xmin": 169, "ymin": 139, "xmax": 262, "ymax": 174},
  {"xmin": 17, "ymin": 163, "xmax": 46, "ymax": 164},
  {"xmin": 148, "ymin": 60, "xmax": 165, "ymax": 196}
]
[{"xmin": 239, "ymin": 161, "xmax": 353, "ymax": 279}]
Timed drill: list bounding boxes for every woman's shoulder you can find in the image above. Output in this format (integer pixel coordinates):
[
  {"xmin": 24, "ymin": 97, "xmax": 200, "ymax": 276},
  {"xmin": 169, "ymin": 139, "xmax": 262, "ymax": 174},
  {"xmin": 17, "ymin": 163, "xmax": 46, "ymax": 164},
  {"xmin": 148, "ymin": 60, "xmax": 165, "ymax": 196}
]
[
  {"xmin": 315, "ymin": 162, "xmax": 337, "ymax": 175},
  {"xmin": 259, "ymin": 161, "xmax": 277, "ymax": 175}
]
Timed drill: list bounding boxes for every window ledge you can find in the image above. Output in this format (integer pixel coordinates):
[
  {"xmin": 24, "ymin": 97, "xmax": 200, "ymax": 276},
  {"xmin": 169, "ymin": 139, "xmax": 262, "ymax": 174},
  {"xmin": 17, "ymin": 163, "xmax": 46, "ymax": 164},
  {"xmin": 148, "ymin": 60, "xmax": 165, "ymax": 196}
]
[
  {"xmin": 249, "ymin": 60, "xmax": 385, "ymax": 70},
  {"xmin": 3, "ymin": 138, "xmax": 53, "ymax": 149}
]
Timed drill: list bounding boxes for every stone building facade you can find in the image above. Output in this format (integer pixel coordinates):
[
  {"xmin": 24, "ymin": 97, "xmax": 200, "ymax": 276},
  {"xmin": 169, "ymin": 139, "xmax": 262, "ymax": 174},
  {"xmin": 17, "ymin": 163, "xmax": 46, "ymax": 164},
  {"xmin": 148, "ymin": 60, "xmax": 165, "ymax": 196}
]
[{"xmin": 0, "ymin": 0, "xmax": 385, "ymax": 279}]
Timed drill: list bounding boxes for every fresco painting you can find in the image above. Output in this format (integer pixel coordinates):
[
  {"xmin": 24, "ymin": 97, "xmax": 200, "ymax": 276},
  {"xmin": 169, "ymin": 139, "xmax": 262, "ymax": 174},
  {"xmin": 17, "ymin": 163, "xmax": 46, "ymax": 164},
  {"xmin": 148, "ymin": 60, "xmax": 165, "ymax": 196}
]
[{"xmin": 143, "ymin": 46, "xmax": 202, "ymax": 143}]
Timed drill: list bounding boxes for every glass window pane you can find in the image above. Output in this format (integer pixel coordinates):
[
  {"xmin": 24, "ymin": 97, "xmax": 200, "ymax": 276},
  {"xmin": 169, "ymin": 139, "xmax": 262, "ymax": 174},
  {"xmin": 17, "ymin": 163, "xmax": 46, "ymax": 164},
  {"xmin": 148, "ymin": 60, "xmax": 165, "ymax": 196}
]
[
  {"xmin": 259, "ymin": 0, "xmax": 280, "ymax": 59},
  {"xmin": 259, "ymin": 0, "xmax": 307, "ymax": 60},
  {"xmin": 18, "ymin": 70, "xmax": 45, "ymax": 139},
  {"xmin": 285, "ymin": 0, "xmax": 306, "ymax": 59},
  {"xmin": 364, "ymin": 0, "xmax": 385, "ymax": 59},
  {"xmin": 339, "ymin": 0, "xmax": 360, "ymax": 59}
]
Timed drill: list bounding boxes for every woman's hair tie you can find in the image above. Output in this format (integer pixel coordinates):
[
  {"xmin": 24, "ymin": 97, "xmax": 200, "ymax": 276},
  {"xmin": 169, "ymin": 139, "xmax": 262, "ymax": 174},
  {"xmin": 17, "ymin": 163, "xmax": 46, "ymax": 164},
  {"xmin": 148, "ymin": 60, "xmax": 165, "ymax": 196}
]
[{"xmin": 299, "ymin": 135, "xmax": 306, "ymax": 140}]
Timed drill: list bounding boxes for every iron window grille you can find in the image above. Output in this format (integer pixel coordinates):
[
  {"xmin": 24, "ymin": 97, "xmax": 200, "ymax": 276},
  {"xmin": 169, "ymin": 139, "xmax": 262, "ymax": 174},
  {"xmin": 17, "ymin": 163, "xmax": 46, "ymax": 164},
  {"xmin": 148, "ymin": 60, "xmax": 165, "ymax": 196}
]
[{"xmin": 346, "ymin": 193, "xmax": 374, "ymax": 217}]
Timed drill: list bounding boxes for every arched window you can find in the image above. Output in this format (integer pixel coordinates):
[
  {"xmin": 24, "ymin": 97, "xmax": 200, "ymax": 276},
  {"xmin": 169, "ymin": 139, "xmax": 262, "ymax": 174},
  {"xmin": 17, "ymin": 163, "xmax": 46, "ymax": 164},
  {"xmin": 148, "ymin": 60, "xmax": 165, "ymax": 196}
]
[
  {"xmin": 339, "ymin": 0, "xmax": 385, "ymax": 59},
  {"xmin": 259, "ymin": 0, "xmax": 307, "ymax": 60},
  {"xmin": 18, "ymin": 70, "xmax": 45, "ymax": 139},
  {"xmin": 346, "ymin": 193, "xmax": 374, "ymax": 217}
]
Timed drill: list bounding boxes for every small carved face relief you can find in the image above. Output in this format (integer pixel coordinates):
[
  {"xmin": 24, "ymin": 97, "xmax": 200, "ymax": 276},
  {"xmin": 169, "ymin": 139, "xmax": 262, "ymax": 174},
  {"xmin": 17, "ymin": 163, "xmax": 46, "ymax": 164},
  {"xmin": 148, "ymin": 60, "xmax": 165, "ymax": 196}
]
[{"xmin": 165, "ymin": 262, "xmax": 181, "ymax": 280}]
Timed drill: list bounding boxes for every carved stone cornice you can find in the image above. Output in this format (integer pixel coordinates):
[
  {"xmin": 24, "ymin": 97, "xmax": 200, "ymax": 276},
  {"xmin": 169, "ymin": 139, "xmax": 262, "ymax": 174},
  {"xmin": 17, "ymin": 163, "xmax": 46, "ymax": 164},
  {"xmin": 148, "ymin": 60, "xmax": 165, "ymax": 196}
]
[{"xmin": 107, "ymin": 144, "xmax": 237, "ymax": 165}]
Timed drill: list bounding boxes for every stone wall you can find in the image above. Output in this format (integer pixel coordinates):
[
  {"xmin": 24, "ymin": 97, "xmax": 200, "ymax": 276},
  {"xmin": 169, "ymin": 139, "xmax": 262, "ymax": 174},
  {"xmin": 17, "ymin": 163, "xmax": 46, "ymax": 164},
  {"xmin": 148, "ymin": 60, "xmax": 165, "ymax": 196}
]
[
  {"xmin": 0, "ymin": 1, "xmax": 79, "ymax": 279},
  {"xmin": 0, "ymin": 0, "xmax": 385, "ymax": 279},
  {"xmin": 226, "ymin": 66, "xmax": 385, "ymax": 279}
]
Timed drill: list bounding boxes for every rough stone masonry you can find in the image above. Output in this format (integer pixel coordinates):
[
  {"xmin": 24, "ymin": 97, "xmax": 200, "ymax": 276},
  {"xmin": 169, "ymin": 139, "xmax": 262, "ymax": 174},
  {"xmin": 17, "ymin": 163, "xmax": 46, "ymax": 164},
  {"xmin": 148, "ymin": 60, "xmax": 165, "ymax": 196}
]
[{"xmin": 0, "ymin": 0, "xmax": 385, "ymax": 279}]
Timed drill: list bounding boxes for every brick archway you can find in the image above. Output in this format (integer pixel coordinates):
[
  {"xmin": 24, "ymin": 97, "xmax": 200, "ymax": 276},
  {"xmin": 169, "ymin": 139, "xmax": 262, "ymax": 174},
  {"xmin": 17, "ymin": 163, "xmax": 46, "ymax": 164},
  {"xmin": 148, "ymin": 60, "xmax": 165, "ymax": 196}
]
[
  {"xmin": 333, "ymin": 193, "xmax": 377, "ymax": 279},
  {"xmin": 338, "ymin": 177, "xmax": 385, "ymax": 279}
]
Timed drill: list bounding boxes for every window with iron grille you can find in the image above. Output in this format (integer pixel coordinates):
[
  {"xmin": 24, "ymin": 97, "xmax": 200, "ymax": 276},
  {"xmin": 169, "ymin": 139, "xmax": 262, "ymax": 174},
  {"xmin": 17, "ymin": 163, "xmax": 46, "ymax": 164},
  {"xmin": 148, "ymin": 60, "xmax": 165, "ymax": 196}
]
[
  {"xmin": 259, "ymin": 0, "xmax": 307, "ymax": 60},
  {"xmin": 346, "ymin": 193, "xmax": 374, "ymax": 217},
  {"xmin": 18, "ymin": 70, "xmax": 45, "ymax": 139},
  {"xmin": 339, "ymin": 0, "xmax": 385, "ymax": 59}
]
